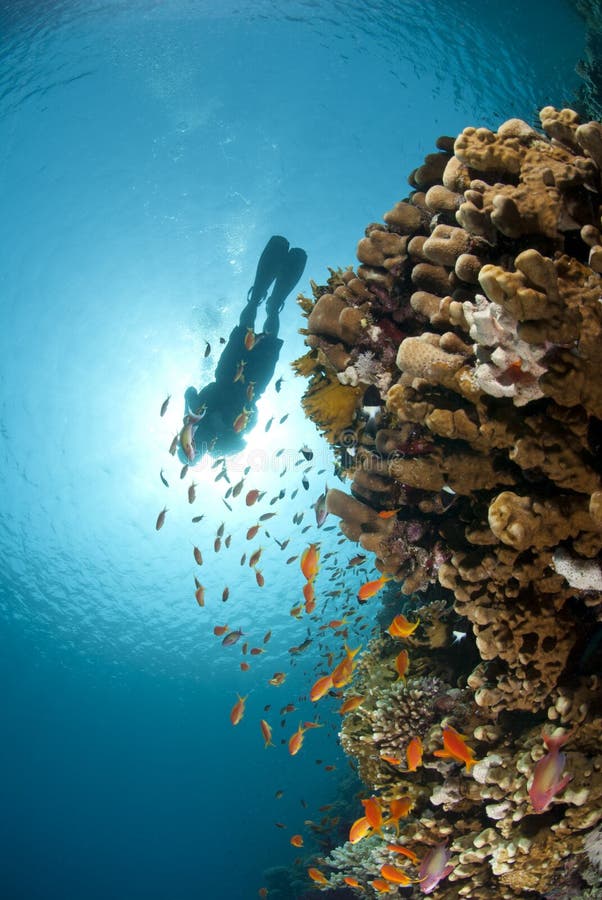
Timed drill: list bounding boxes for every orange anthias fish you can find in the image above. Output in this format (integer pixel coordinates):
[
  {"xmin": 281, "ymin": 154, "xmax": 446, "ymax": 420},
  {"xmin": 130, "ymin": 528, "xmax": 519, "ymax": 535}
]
[
  {"xmin": 339, "ymin": 695, "xmax": 365, "ymax": 715},
  {"xmin": 244, "ymin": 327, "xmax": 256, "ymax": 351},
  {"xmin": 307, "ymin": 868, "xmax": 328, "ymax": 885},
  {"xmin": 304, "ymin": 595, "xmax": 316, "ymax": 615},
  {"xmin": 387, "ymin": 798, "xmax": 414, "ymax": 833},
  {"xmin": 246, "ymin": 489, "xmax": 260, "ymax": 506},
  {"xmin": 194, "ymin": 580, "xmax": 205, "ymax": 607},
  {"xmin": 361, "ymin": 797, "xmax": 383, "ymax": 834},
  {"xmin": 260, "ymin": 719, "xmax": 274, "ymax": 748},
  {"xmin": 288, "ymin": 723, "xmax": 307, "ymax": 756},
  {"xmin": 290, "ymin": 834, "xmax": 303, "ymax": 848},
  {"xmin": 406, "ymin": 736, "xmax": 423, "ymax": 772},
  {"xmin": 310, "ymin": 674, "xmax": 334, "ymax": 702},
  {"xmin": 331, "ymin": 643, "xmax": 361, "ymax": 689},
  {"xmin": 268, "ymin": 672, "xmax": 286, "ymax": 686},
  {"xmin": 249, "ymin": 547, "xmax": 263, "ymax": 568},
  {"xmin": 377, "ymin": 508, "xmax": 401, "ymax": 519},
  {"xmin": 371, "ymin": 879, "xmax": 393, "ymax": 894},
  {"xmin": 230, "ymin": 693, "xmax": 248, "ymax": 726},
  {"xmin": 302, "ymin": 580, "xmax": 315, "ymax": 606},
  {"xmin": 433, "ymin": 726, "xmax": 477, "ymax": 773},
  {"xmin": 233, "ymin": 408, "xmax": 251, "ymax": 433},
  {"xmin": 247, "ymin": 524, "xmax": 260, "ymax": 541},
  {"xmin": 380, "ymin": 864, "xmax": 413, "ymax": 886},
  {"xmin": 213, "ymin": 624, "xmax": 229, "ymax": 636},
  {"xmin": 193, "ymin": 546, "xmax": 203, "ymax": 566},
  {"xmin": 386, "ymin": 842, "xmax": 418, "ymax": 864},
  {"xmin": 300, "ymin": 543, "xmax": 320, "ymax": 581},
  {"xmin": 349, "ymin": 815, "xmax": 372, "ymax": 844},
  {"xmin": 357, "ymin": 574, "xmax": 389, "ymax": 602},
  {"xmin": 343, "ymin": 876, "xmax": 363, "ymax": 889},
  {"xmin": 388, "ymin": 614, "xmax": 420, "ymax": 638},
  {"xmin": 395, "ymin": 649, "xmax": 410, "ymax": 682},
  {"xmin": 380, "ymin": 754, "xmax": 402, "ymax": 766}
]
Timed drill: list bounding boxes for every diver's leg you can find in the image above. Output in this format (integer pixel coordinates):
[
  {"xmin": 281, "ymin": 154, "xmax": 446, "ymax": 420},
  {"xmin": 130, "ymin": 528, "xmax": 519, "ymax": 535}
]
[
  {"xmin": 262, "ymin": 308, "xmax": 280, "ymax": 336},
  {"xmin": 239, "ymin": 299, "xmax": 258, "ymax": 331},
  {"xmin": 247, "ymin": 235, "xmax": 290, "ymax": 305},
  {"xmin": 261, "ymin": 246, "xmax": 307, "ymax": 335},
  {"xmin": 241, "ymin": 235, "xmax": 292, "ymax": 330}
]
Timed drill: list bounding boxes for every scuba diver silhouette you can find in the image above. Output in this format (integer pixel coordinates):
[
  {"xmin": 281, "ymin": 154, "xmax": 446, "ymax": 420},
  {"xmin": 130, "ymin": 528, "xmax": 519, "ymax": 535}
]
[{"xmin": 179, "ymin": 235, "xmax": 307, "ymax": 463}]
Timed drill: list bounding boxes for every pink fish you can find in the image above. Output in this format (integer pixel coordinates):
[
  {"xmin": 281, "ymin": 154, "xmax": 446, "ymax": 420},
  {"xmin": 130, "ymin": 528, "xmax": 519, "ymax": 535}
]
[
  {"xmin": 528, "ymin": 729, "xmax": 573, "ymax": 813},
  {"xmin": 418, "ymin": 843, "xmax": 454, "ymax": 895}
]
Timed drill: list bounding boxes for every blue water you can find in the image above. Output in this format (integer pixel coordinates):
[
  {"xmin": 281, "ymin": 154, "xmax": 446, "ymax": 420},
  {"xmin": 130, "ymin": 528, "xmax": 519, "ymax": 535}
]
[{"xmin": 0, "ymin": 1, "xmax": 586, "ymax": 897}]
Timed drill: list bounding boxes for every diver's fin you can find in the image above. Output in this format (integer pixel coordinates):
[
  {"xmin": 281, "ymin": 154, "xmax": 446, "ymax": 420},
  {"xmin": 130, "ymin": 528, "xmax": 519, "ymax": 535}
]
[
  {"xmin": 247, "ymin": 235, "xmax": 290, "ymax": 305},
  {"xmin": 266, "ymin": 246, "xmax": 308, "ymax": 314}
]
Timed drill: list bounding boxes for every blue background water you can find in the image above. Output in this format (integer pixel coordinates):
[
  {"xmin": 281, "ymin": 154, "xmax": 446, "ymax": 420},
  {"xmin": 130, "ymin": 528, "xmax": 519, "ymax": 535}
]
[{"xmin": 0, "ymin": 1, "xmax": 586, "ymax": 897}]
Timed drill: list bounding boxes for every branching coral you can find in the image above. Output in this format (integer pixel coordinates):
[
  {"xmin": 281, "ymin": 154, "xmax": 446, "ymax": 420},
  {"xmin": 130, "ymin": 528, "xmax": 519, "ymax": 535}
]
[{"xmin": 295, "ymin": 107, "xmax": 602, "ymax": 897}]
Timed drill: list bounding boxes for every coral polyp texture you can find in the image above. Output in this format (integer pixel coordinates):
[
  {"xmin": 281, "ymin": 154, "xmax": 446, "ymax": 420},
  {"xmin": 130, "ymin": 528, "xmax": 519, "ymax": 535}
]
[{"xmin": 294, "ymin": 108, "xmax": 602, "ymax": 897}]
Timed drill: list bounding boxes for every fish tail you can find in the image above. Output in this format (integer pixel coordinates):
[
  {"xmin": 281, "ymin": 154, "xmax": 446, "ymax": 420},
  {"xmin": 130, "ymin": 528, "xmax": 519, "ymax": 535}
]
[{"xmin": 542, "ymin": 728, "xmax": 574, "ymax": 752}]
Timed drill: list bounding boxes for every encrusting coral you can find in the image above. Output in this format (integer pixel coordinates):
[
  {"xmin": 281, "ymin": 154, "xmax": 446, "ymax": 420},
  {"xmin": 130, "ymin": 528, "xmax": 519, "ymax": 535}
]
[{"xmin": 294, "ymin": 108, "xmax": 602, "ymax": 897}]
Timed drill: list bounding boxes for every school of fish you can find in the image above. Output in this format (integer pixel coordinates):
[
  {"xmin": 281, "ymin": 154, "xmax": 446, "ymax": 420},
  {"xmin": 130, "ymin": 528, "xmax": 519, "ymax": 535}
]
[{"xmin": 154, "ymin": 388, "xmax": 563, "ymax": 897}]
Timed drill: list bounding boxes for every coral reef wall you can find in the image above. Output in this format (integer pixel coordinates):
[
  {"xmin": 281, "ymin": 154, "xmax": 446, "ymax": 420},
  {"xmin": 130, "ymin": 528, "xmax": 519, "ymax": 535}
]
[{"xmin": 294, "ymin": 108, "xmax": 602, "ymax": 898}]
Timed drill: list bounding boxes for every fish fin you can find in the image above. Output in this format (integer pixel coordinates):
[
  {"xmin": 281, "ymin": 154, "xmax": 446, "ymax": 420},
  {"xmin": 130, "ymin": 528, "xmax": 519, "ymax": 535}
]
[{"xmin": 554, "ymin": 773, "xmax": 573, "ymax": 797}]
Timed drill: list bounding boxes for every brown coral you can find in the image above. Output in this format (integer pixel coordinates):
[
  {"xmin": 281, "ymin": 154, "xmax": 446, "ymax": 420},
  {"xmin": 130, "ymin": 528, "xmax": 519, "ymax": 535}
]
[{"xmin": 296, "ymin": 106, "xmax": 602, "ymax": 898}]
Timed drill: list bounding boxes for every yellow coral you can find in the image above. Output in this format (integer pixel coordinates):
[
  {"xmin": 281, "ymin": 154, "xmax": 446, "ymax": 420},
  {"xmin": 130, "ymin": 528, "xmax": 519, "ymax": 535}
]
[
  {"xmin": 301, "ymin": 370, "xmax": 362, "ymax": 445},
  {"xmin": 291, "ymin": 350, "xmax": 321, "ymax": 379}
]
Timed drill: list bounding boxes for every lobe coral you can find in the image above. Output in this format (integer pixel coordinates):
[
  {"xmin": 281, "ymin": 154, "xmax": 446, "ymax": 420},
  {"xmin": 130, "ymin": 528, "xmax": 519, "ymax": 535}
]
[{"xmin": 295, "ymin": 107, "xmax": 602, "ymax": 898}]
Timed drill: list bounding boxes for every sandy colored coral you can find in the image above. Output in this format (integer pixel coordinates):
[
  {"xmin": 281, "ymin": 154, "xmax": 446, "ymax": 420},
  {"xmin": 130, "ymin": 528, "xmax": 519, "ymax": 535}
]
[{"xmin": 295, "ymin": 106, "xmax": 602, "ymax": 898}]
